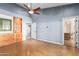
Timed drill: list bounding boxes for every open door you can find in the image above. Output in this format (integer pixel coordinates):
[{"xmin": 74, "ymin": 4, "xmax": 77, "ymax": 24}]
[
  {"xmin": 31, "ymin": 23, "xmax": 36, "ymax": 39},
  {"xmin": 63, "ymin": 16, "xmax": 78, "ymax": 47}
]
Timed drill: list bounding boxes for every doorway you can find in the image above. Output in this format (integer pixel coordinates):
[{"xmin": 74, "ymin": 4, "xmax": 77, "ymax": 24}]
[
  {"xmin": 31, "ymin": 23, "xmax": 36, "ymax": 39},
  {"xmin": 63, "ymin": 16, "xmax": 78, "ymax": 47},
  {"xmin": 26, "ymin": 23, "xmax": 31, "ymax": 39}
]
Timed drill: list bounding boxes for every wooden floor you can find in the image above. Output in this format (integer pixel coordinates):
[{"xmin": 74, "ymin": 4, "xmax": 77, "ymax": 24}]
[
  {"xmin": 64, "ymin": 39, "xmax": 74, "ymax": 47},
  {"xmin": 0, "ymin": 39, "xmax": 79, "ymax": 56}
]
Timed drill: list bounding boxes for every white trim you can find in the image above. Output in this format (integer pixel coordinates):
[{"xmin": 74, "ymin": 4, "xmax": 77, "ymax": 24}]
[
  {"xmin": 62, "ymin": 18, "xmax": 64, "ymax": 45},
  {"xmin": 36, "ymin": 39, "xmax": 63, "ymax": 45},
  {"xmin": 0, "ymin": 14, "xmax": 12, "ymax": 19},
  {"xmin": 0, "ymin": 14, "xmax": 13, "ymax": 33},
  {"xmin": 62, "ymin": 16, "xmax": 78, "ymax": 46}
]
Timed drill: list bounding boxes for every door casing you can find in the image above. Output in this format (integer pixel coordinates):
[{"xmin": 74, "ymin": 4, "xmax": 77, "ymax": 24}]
[{"xmin": 62, "ymin": 16, "xmax": 78, "ymax": 48}]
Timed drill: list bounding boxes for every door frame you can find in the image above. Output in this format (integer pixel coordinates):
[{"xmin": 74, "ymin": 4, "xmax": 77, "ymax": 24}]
[
  {"xmin": 62, "ymin": 16, "xmax": 78, "ymax": 47},
  {"xmin": 26, "ymin": 23, "xmax": 31, "ymax": 39},
  {"xmin": 31, "ymin": 23, "xmax": 37, "ymax": 39}
]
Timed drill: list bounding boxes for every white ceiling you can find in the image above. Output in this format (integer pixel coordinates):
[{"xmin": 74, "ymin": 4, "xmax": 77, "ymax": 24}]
[
  {"xmin": 18, "ymin": 3, "xmax": 71, "ymax": 9},
  {"xmin": 29, "ymin": 3, "xmax": 71, "ymax": 9}
]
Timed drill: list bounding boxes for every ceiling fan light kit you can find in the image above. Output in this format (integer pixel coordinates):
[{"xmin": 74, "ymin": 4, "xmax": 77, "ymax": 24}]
[{"xmin": 29, "ymin": 11, "xmax": 34, "ymax": 14}]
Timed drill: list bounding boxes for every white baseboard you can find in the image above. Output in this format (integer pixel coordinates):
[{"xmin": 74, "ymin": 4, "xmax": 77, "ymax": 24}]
[{"xmin": 35, "ymin": 38, "xmax": 63, "ymax": 45}]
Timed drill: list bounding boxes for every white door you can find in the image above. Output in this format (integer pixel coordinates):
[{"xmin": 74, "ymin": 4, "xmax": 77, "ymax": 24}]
[
  {"xmin": 31, "ymin": 23, "xmax": 36, "ymax": 39},
  {"xmin": 26, "ymin": 23, "xmax": 31, "ymax": 39}
]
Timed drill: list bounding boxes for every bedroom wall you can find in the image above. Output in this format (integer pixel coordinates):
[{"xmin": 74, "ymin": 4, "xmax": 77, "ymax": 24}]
[
  {"xmin": 0, "ymin": 3, "xmax": 32, "ymax": 47},
  {"xmin": 0, "ymin": 17, "xmax": 22, "ymax": 47},
  {"xmin": 31, "ymin": 3, "xmax": 79, "ymax": 47},
  {"xmin": 0, "ymin": 3, "xmax": 32, "ymax": 41}
]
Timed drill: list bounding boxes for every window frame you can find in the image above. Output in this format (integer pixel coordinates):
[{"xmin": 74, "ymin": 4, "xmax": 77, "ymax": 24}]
[{"xmin": 0, "ymin": 14, "xmax": 13, "ymax": 33}]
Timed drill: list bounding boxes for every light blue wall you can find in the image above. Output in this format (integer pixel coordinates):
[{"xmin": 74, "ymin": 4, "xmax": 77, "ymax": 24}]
[
  {"xmin": 0, "ymin": 3, "xmax": 32, "ymax": 40},
  {"xmin": 31, "ymin": 4, "xmax": 79, "ymax": 45}
]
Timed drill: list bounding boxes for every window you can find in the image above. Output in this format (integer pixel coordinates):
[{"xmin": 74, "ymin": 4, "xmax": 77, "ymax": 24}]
[{"xmin": 0, "ymin": 18, "xmax": 12, "ymax": 32}]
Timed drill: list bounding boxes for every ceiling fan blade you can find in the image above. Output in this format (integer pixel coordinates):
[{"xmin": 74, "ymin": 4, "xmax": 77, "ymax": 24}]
[
  {"xmin": 34, "ymin": 10, "xmax": 40, "ymax": 14},
  {"xmin": 23, "ymin": 4, "xmax": 30, "ymax": 11},
  {"xmin": 32, "ymin": 7, "xmax": 41, "ymax": 14},
  {"xmin": 23, "ymin": 4, "xmax": 40, "ymax": 14},
  {"xmin": 33, "ymin": 7, "xmax": 41, "ymax": 11}
]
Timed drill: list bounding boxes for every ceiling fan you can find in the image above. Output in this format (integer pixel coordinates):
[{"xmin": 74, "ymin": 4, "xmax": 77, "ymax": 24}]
[{"xmin": 23, "ymin": 3, "xmax": 41, "ymax": 14}]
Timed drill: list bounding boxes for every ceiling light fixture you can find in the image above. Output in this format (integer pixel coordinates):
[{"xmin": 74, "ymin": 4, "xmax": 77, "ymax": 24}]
[{"xmin": 29, "ymin": 11, "xmax": 34, "ymax": 14}]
